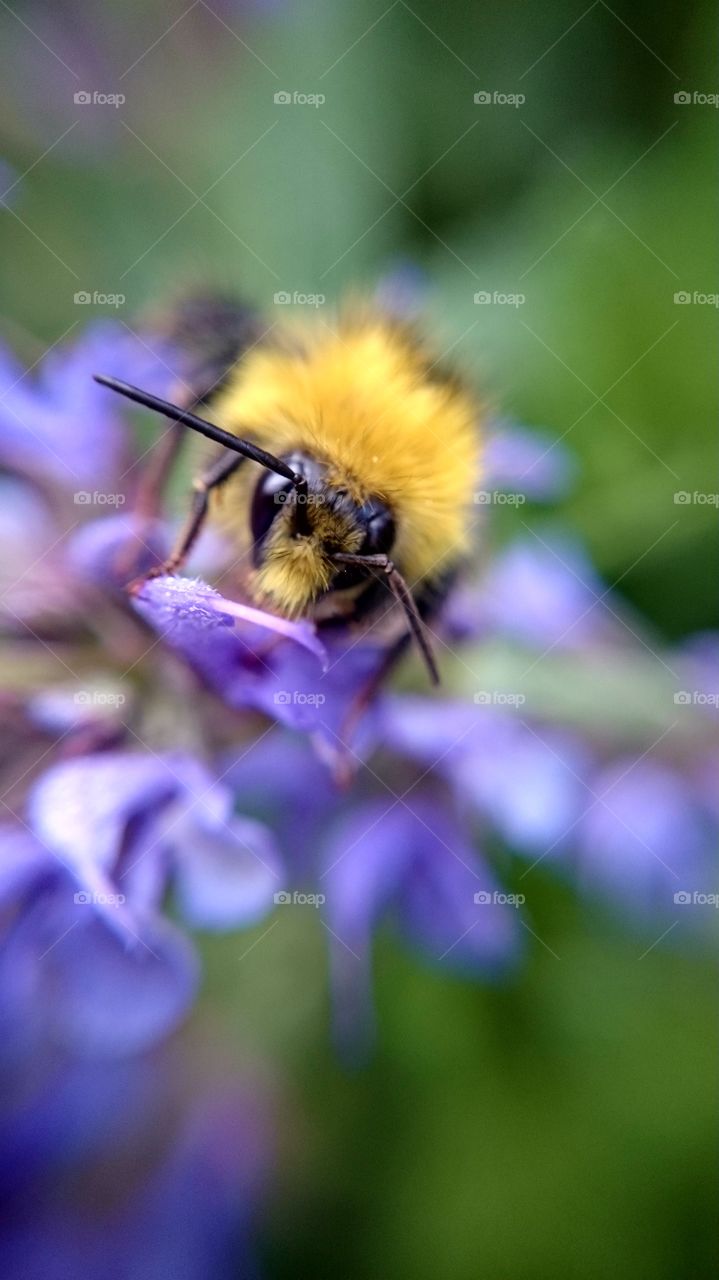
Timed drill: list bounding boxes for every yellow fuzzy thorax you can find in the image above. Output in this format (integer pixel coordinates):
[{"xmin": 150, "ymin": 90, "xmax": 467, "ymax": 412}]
[{"xmin": 208, "ymin": 313, "xmax": 481, "ymax": 615}]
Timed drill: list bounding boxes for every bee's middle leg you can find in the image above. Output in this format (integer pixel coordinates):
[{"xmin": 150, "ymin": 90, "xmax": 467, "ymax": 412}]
[{"xmin": 129, "ymin": 450, "xmax": 244, "ymax": 590}]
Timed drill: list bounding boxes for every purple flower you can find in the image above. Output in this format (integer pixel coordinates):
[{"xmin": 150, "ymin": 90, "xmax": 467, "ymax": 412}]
[
  {"xmin": 323, "ymin": 796, "xmax": 520, "ymax": 1052},
  {"xmin": 0, "ymin": 1040, "xmax": 273, "ymax": 1280},
  {"xmin": 218, "ymin": 722, "xmax": 522, "ymax": 1050},
  {"xmin": 383, "ymin": 696, "xmax": 590, "ymax": 853},
  {"xmin": 476, "ymin": 536, "xmax": 621, "ymax": 650},
  {"xmin": 576, "ymin": 759, "xmax": 716, "ymax": 918},
  {"xmin": 0, "ymin": 749, "xmax": 282, "ymax": 1054},
  {"xmin": 131, "ymin": 573, "xmax": 390, "ymax": 747},
  {"xmin": 0, "ymin": 324, "xmax": 173, "ymax": 490},
  {"xmin": 484, "ymin": 419, "xmax": 575, "ymax": 501}
]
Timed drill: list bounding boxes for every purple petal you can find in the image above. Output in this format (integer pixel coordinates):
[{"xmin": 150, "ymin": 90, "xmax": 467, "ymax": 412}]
[
  {"xmin": 478, "ymin": 537, "xmax": 618, "ymax": 650},
  {"xmin": 322, "ymin": 799, "xmax": 416, "ymax": 1055},
  {"xmin": 132, "ymin": 575, "xmax": 331, "ymax": 726},
  {"xmin": 384, "ymin": 696, "xmax": 590, "ymax": 854},
  {"xmin": 392, "ymin": 802, "xmax": 520, "ymax": 972},
  {"xmin": 322, "ymin": 797, "xmax": 519, "ymax": 1052},
  {"xmin": 0, "ymin": 1049, "xmax": 164, "ymax": 1189},
  {"xmin": 0, "ymin": 322, "xmax": 190, "ymax": 493},
  {"xmin": 382, "ymin": 695, "xmax": 479, "ymax": 766},
  {"xmin": 219, "ymin": 730, "xmax": 340, "ymax": 877},
  {"xmin": 324, "ymin": 798, "xmax": 518, "ymax": 970},
  {"xmin": 484, "ymin": 420, "xmax": 575, "ymax": 500},
  {"xmin": 373, "ymin": 260, "xmax": 429, "ymax": 316},
  {"xmin": 66, "ymin": 513, "xmax": 169, "ymax": 587},
  {"xmin": 0, "ymin": 824, "xmax": 49, "ymax": 907},
  {"xmin": 172, "ymin": 810, "xmax": 283, "ymax": 930},
  {"xmin": 0, "ymin": 888, "xmax": 198, "ymax": 1056},
  {"xmin": 324, "ymin": 800, "xmax": 416, "ymax": 947},
  {"xmin": 0, "ymin": 329, "xmax": 128, "ymax": 489},
  {"xmin": 26, "ymin": 753, "xmax": 179, "ymax": 924},
  {"xmin": 455, "ymin": 716, "xmax": 590, "ymax": 853},
  {"xmin": 576, "ymin": 761, "xmax": 713, "ymax": 914},
  {"xmin": 674, "ymin": 631, "xmax": 719, "ymax": 718},
  {"xmin": 0, "ymin": 476, "xmax": 73, "ymax": 622}
]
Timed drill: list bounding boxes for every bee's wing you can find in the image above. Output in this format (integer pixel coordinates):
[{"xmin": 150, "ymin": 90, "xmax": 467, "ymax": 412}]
[{"xmin": 150, "ymin": 292, "xmax": 269, "ymax": 409}]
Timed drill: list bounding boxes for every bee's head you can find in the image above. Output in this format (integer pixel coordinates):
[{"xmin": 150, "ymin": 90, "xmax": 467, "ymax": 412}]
[{"xmin": 249, "ymin": 452, "xmax": 395, "ymax": 617}]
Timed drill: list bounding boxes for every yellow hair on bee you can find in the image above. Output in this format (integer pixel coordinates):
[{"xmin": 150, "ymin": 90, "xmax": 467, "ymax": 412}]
[
  {"xmin": 252, "ymin": 491, "xmax": 364, "ymax": 615},
  {"xmin": 208, "ymin": 311, "xmax": 481, "ymax": 614}
]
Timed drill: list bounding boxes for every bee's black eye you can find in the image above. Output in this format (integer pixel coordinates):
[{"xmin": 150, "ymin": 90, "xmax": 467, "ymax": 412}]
[
  {"xmin": 358, "ymin": 501, "xmax": 395, "ymax": 556},
  {"xmin": 250, "ymin": 470, "xmax": 293, "ymax": 548}
]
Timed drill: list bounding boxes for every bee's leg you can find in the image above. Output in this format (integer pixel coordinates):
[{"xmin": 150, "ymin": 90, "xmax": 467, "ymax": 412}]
[
  {"xmin": 116, "ymin": 385, "xmax": 195, "ymax": 582},
  {"xmin": 132, "ymin": 416, "xmax": 186, "ymax": 522},
  {"xmin": 338, "ymin": 634, "xmax": 410, "ymax": 756},
  {"xmin": 331, "ymin": 552, "xmax": 440, "ymax": 686},
  {"xmin": 128, "ymin": 450, "xmax": 244, "ymax": 591}
]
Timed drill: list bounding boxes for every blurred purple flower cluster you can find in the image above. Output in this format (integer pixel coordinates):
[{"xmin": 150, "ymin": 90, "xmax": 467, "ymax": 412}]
[
  {"xmin": 0, "ymin": 316, "xmax": 716, "ymax": 1072},
  {"xmin": 0, "ymin": 1032, "xmax": 273, "ymax": 1280}
]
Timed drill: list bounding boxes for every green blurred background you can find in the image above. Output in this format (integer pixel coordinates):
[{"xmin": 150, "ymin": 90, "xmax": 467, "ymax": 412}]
[{"xmin": 0, "ymin": 1, "xmax": 716, "ymax": 1276}]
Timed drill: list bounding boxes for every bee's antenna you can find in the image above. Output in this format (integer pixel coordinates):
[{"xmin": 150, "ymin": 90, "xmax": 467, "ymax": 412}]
[
  {"xmin": 331, "ymin": 552, "xmax": 440, "ymax": 686},
  {"xmin": 93, "ymin": 374, "xmax": 309, "ymax": 501}
]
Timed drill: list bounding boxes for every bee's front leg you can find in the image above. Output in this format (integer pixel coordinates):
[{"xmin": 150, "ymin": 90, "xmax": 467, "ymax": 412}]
[{"xmin": 128, "ymin": 450, "xmax": 244, "ymax": 593}]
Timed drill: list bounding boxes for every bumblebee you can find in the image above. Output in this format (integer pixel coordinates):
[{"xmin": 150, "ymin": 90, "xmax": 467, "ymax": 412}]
[{"xmin": 95, "ymin": 298, "xmax": 480, "ymax": 684}]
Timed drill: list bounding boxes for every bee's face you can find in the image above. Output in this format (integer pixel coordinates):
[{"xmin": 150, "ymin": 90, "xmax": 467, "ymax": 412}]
[{"xmin": 249, "ymin": 451, "xmax": 395, "ymax": 616}]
